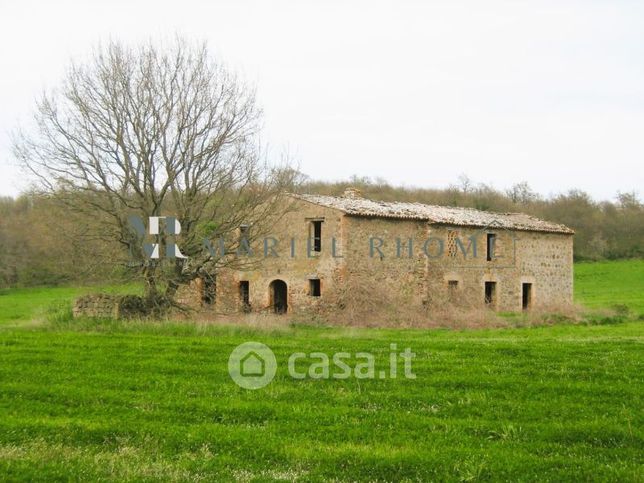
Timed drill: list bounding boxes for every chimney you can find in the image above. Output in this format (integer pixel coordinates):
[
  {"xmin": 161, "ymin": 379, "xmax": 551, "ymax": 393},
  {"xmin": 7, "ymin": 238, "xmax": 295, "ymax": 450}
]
[{"xmin": 342, "ymin": 187, "xmax": 363, "ymax": 199}]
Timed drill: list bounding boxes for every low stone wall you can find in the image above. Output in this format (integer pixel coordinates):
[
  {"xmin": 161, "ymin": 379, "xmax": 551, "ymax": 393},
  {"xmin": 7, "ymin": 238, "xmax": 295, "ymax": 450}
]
[{"xmin": 72, "ymin": 294, "xmax": 147, "ymax": 319}]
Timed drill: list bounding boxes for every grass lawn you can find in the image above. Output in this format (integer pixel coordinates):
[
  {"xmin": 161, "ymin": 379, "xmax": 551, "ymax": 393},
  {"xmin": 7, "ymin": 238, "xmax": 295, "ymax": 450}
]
[
  {"xmin": 0, "ymin": 284, "xmax": 140, "ymax": 327},
  {"xmin": 0, "ymin": 262, "xmax": 642, "ymax": 481},
  {"xmin": 575, "ymin": 259, "xmax": 644, "ymax": 315}
]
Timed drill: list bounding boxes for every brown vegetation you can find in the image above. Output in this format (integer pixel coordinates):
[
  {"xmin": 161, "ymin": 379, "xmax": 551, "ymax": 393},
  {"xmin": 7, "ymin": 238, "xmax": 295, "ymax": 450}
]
[{"xmin": 1, "ymin": 175, "xmax": 641, "ymax": 290}]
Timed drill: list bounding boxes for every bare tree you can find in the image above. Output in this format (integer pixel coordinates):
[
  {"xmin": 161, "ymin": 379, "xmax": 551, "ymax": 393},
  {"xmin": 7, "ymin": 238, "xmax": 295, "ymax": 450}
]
[
  {"xmin": 456, "ymin": 174, "xmax": 473, "ymax": 194},
  {"xmin": 13, "ymin": 38, "xmax": 296, "ymax": 308},
  {"xmin": 506, "ymin": 181, "xmax": 539, "ymax": 205}
]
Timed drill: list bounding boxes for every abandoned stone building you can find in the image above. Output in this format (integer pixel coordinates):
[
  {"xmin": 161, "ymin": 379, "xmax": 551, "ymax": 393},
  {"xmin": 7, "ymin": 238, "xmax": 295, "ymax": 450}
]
[{"xmin": 182, "ymin": 188, "xmax": 574, "ymax": 315}]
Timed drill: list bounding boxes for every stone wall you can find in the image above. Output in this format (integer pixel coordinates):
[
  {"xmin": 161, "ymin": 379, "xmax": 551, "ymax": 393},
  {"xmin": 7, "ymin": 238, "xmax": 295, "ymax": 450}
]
[
  {"xmin": 189, "ymin": 198, "xmax": 573, "ymax": 317},
  {"xmin": 342, "ymin": 215, "xmax": 429, "ymax": 310},
  {"xmin": 515, "ymin": 230, "xmax": 574, "ymax": 309},
  {"xmin": 73, "ymin": 294, "xmax": 120, "ymax": 318},
  {"xmin": 344, "ymin": 219, "xmax": 573, "ymax": 312},
  {"xmin": 72, "ymin": 294, "xmax": 147, "ymax": 319},
  {"xmin": 175, "ymin": 278, "xmax": 204, "ymax": 308},
  {"xmin": 215, "ymin": 200, "xmax": 347, "ymax": 314}
]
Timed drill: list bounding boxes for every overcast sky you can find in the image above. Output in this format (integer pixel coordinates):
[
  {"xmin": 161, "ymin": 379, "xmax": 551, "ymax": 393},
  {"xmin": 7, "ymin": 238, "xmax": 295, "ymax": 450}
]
[{"xmin": 1, "ymin": 0, "xmax": 642, "ymax": 201}]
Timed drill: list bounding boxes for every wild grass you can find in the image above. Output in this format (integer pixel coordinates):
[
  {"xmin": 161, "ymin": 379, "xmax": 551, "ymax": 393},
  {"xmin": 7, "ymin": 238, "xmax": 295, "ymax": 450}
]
[
  {"xmin": 575, "ymin": 258, "xmax": 644, "ymax": 315},
  {"xmin": 0, "ymin": 261, "xmax": 641, "ymax": 480},
  {"xmin": 0, "ymin": 283, "xmax": 140, "ymax": 327},
  {"xmin": 0, "ymin": 320, "xmax": 641, "ymax": 481}
]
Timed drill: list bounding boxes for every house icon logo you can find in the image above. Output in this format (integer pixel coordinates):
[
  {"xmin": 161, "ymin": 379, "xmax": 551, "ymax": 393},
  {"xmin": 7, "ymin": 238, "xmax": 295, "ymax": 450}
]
[
  {"xmin": 228, "ymin": 342, "xmax": 277, "ymax": 389},
  {"xmin": 240, "ymin": 351, "xmax": 265, "ymax": 377}
]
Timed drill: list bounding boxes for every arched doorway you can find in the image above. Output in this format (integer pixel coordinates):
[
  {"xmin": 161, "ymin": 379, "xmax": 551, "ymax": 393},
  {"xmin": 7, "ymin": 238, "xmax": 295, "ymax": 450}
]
[{"xmin": 269, "ymin": 280, "xmax": 288, "ymax": 314}]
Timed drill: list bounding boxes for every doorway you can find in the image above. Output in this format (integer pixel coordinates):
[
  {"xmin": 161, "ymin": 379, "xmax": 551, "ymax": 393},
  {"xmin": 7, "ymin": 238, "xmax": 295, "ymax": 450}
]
[
  {"xmin": 484, "ymin": 281, "xmax": 497, "ymax": 307},
  {"xmin": 269, "ymin": 279, "xmax": 288, "ymax": 314},
  {"xmin": 522, "ymin": 283, "xmax": 532, "ymax": 310}
]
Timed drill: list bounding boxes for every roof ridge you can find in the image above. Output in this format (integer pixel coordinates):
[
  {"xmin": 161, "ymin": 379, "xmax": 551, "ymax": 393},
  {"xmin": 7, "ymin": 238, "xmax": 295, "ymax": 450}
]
[
  {"xmin": 289, "ymin": 193, "xmax": 573, "ymax": 234},
  {"xmin": 298, "ymin": 193, "xmax": 516, "ymax": 215}
]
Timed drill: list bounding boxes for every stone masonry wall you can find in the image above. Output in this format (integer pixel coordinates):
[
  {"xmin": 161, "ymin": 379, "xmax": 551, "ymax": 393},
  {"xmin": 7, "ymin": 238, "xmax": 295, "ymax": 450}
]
[
  {"xmin": 73, "ymin": 294, "xmax": 121, "ymax": 319},
  {"xmin": 342, "ymin": 216, "xmax": 429, "ymax": 309},
  {"xmin": 195, "ymin": 198, "xmax": 573, "ymax": 316},
  {"xmin": 73, "ymin": 294, "xmax": 147, "ymax": 319},
  {"xmin": 175, "ymin": 278, "xmax": 204, "ymax": 308},
  {"xmin": 337, "ymin": 218, "xmax": 573, "ymax": 313},
  {"xmin": 214, "ymin": 199, "xmax": 347, "ymax": 314},
  {"xmin": 316, "ymin": 217, "xmax": 573, "ymax": 312}
]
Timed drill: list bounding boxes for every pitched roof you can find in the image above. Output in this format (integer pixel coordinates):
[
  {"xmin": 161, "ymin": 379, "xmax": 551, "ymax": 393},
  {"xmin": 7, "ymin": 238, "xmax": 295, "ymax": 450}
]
[{"xmin": 291, "ymin": 193, "xmax": 574, "ymax": 234}]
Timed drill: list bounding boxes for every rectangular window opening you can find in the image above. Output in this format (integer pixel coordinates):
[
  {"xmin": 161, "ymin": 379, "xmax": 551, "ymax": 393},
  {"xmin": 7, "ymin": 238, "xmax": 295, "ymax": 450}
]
[
  {"xmin": 448, "ymin": 280, "xmax": 458, "ymax": 300},
  {"xmin": 309, "ymin": 278, "xmax": 321, "ymax": 297},
  {"xmin": 486, "ymin": 233, "xmax": 497, "ymax": 261},
  {"xmin": 239, "ymin": 281, "xmax": 250, "ymax": 312},
  {"xmin": 310, "ymin": 220, "xmax": 323, "ymax": 252},
  {"xmin": 484, "ymin": 281, "xmax": 497, "ymax": 307},
  {"xmin": 202, "ymin": 275, "xmax": 216, "ymax": 305},
  {"xmin": 239, "ymin": 224, "xmax": 250, "ymax": 242},
  {"xmin": 522, "ymin": 283, "xmax": 532, "ymax": 311}
]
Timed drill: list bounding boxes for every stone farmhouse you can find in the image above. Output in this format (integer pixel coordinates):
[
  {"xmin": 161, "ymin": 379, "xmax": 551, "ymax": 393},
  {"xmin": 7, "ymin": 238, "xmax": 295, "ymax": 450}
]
[{"xmin": 181, "ymin": 188, "xmax": 574, "ymax": 315}]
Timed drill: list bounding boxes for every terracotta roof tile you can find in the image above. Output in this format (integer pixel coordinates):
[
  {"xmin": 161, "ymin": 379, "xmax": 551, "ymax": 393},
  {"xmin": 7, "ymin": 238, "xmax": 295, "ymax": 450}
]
[{"xmin": 292, "ymin": 193, "xmax": 574, "ymax": 234}]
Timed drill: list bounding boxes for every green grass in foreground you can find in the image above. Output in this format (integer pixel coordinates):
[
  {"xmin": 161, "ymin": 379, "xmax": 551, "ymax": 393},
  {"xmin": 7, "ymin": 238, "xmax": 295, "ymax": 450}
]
[
  {"xmin": 0, "ymin": 261, "xmax": 641, "ymax": 481},
  {"xmin": 0, "ymin": 322, "xmax": 641, "ymax": 481}
]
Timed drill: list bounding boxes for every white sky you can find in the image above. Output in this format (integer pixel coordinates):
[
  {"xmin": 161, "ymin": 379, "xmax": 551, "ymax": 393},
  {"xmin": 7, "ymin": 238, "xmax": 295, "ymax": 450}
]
[{"xmin": 1, "ymin": 0, "xmax": 643, "ymax": 201}]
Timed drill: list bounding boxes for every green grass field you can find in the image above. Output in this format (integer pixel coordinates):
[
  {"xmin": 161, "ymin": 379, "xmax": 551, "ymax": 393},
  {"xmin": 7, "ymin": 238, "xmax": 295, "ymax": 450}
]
[
  {"xmin": 0, "ymin": 261, "xmax": 642, "ymax": 481},
  {"xmin": 575, "ymin": 259, "xmax": 644, "ymax": 315},
  {"xmin": 0, "ymin": 284, "xmax": 141, "ymax": 328}
]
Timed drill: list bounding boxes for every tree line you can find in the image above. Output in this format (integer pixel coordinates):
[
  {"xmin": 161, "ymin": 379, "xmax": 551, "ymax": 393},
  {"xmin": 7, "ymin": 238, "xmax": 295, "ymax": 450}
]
[{"xmin": 1, "ymin": 176, "xmax": 641, "ymax": 288}]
